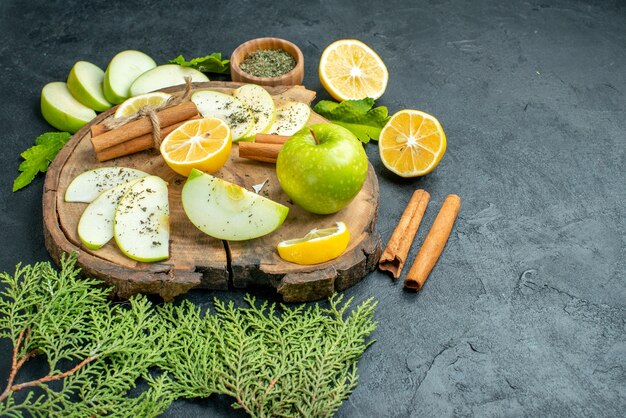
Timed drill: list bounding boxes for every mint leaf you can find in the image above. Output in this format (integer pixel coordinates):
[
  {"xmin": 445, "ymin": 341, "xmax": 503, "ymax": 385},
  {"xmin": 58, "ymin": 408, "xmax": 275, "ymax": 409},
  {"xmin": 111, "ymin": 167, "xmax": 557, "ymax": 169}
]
[
  {"xmin": 13, "ymin": 132, "xmax": 71, "ymax": 192},
  {"xmin": 313, "ymin": 98, "xmax": 391, "ymax": 143},
  {"xmin": 169, "ymin": 53, "xmax": 230, "ymax": 74}
]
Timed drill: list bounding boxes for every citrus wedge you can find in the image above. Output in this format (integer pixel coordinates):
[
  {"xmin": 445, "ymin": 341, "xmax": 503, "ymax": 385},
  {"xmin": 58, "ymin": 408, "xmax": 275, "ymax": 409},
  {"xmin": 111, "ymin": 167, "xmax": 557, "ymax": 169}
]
[
  {"xmin": 379, "ymin": 109, "xmax": 446, "ymax": 177},
  {"xmin": 319, "ymin": 39, "xmax": 388, "ymax": 101},
  {"xmin": 277, "ymin": 222, "xmax": 350, "ymax": 265},
  {"xmin": 160, "ymin": 118, "xmax": 232, "ymax": 177},
  {"xmin": 115, "ymin": 92, "xmax": 171, "ymax": 118}
]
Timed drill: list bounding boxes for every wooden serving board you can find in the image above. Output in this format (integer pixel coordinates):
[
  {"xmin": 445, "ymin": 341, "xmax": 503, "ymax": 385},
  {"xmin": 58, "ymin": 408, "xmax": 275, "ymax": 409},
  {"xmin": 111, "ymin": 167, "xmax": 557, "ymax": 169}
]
[{"xmin": 43, "ymin": 82, "xmax": 381, "ymax": 302}]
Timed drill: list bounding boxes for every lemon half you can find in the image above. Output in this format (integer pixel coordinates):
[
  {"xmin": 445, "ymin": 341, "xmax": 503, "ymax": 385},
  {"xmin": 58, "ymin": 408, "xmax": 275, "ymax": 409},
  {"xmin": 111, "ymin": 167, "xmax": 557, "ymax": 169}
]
[
  {"xmin": 319, "ymin": 39, "xmax": 388, "ymax": 101},
  {"xmin": 277, "ymin": 222, "xmax": 350, "ymax": 265}
]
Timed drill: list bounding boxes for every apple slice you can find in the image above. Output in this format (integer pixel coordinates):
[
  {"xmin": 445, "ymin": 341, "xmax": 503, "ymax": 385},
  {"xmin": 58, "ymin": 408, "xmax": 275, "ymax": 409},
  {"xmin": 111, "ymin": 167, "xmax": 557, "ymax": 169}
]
[
  {"xmin": 129, "ymin": 64, "xmax": 209, "ymax": 97},
  {"xmin": 114, "ymin": 176, "xmax": 169, "ymax": 262},
  {"xmin": 103, "ymin": 50, "xmax": 157, "ymax": 104},
  {"xmin": 65, "ymin": 167, "xmax": 148, "ymax": 203},
  {"xmin": 77, "ymin": 179, "xmax": 141, "ymax": 250},
  {"xmin": 191, "ymin": 90, "xmax": 255, "ymax": 141},
  {"xmin": 182, "ymin": 169, "xmax": 288, "ymax": 241},
  {"xmin": 269, "ymin": 101, "xmax": 311, "ymax": 136},
  {"xmin": 66, "ymin": 61, "xmax": 112, "ymax": 112},
  {"xmin": 232, "ymin": 84, "xmax": 276, "ymax": 141},
  {"xmin": 41, "ymin": 82, "xmax": 97, "ymax": 133}
]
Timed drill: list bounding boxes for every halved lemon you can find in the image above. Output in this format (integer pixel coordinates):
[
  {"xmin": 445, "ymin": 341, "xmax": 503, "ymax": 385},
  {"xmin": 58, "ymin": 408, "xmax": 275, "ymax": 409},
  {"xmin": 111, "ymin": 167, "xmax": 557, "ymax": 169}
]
[
  {"xmin": 114, "ymin": 92, "xmax": 171, "ymax": 118},
  {"xmin": 277, "ymin": 222, "xmax": 350, "ymax": 265},
  {"xmin": 379, "ymin": 109, "xmax": 446, "ymax": 177},
  {"xmin": 319, "ymin": 39, "xmax": 388, "ymax": 101},
  {"xmin": 160, "ymin": 117, "xmax": 232, "ymax": 177}
]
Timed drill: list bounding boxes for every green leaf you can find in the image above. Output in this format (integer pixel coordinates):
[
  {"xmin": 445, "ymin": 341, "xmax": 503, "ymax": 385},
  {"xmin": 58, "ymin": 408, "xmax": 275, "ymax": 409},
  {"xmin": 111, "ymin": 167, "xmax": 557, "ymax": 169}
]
[
  {"xmin": 313, "ymin": 98, "xmax": 391, "ymax": 143},
  {"xmin": 13, "ymin": 132, "xmax": 71, "ymax": 192},
  {"xmin": 169, "ymin": 53, "xmax": 230, "ymax": 74}
]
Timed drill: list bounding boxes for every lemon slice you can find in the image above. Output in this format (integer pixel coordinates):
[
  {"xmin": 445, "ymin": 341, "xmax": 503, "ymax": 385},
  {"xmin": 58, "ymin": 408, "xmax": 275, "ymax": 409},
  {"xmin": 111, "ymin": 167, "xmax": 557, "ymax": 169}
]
[
  {"xmin": 160, "ymin": 117, "xmax": 232, "ymax": 177},
  {"xmin": 379, "ymin": 109, "xmax": 446, "ymax": 177},
  {"xmin": 277, "ymin": 222, "xmax": 350, "ymax": 265},
  {"xmin": 319, "ymin": 39, "xmax": 388, "ymax": 101},
  {"xmin": 114, "ymin": 92, "xmax": 172, "ymax": 118}
]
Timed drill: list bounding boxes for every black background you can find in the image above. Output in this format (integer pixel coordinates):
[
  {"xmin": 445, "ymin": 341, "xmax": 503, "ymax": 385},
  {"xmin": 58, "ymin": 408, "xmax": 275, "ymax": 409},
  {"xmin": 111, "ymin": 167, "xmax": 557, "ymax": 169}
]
[{"xmin": 1, "ymin": 0, "xmax": 625, "ymax": 416}]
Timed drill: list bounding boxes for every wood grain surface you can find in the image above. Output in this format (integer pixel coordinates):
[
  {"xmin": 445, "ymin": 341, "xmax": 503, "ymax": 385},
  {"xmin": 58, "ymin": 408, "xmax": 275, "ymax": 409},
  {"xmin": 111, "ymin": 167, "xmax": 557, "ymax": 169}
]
[{"xmin": 43, "ymin": 81, "xmax": 381, "ymax": 302}]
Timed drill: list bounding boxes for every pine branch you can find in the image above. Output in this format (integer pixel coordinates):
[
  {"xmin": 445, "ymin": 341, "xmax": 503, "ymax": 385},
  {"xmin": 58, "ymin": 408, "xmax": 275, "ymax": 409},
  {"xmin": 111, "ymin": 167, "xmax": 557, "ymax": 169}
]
[
  {"xmin": 8, "ymin": 354, "xmax": 98, "ymax": 394},
  {"xmin": 0, "ymin": 328, "xmax": 31, "ymax": 402},
  {"xmin": 0, "ymin": 254, "xmax": 174, "ymax": 417},
  {"xmin": 0, "ymin": 255, "xmax": 378, "ymax": 417}
]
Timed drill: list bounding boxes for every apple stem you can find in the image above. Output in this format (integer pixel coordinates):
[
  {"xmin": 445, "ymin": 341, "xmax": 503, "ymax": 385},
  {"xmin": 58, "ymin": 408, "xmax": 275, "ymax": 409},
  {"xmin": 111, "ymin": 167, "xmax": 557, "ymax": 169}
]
[{"xmin": 310, "ymin": 129, "xmax": 319, "ymax": 145}]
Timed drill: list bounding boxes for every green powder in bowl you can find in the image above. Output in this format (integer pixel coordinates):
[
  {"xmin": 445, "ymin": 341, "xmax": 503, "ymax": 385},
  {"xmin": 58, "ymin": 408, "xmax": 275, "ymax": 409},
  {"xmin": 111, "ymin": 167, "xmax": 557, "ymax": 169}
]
[{"xmin": 239, "ymin": 49, "xmax": 296, "ymax": 78}]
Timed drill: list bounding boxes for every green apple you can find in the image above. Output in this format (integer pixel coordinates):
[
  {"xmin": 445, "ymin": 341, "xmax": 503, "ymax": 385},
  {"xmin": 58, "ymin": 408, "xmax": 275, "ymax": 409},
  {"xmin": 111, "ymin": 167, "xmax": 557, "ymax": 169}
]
[
  {"xmin": 65, "ymin": 167, "xmax": 148, "ymax": 203},
  {"xmin": 182, "ymin": 169, "xmax": 288, "ymax": 241},
  {"xmin": 191, "ymin": 90, "xmax": 255, "ymax": 141},
  {"xmin": 66, "ymin": 61, "xmax": 112, "ymax": 112},
  {"xmin": 41, "ymin": 82, "xmax": 97, "ymax": 133},
  {"xmin": 129, "ymin": 64, "xmax": 209, "ymax": 97},
  {"xmin": 114, "ymin": 175, "xmax": 169, "ymax": 262},
  {"xmin": 269, "ymin": 101, "xmax": 311, "ymax": 136},
  {"xmin": 78, "ymin": 179, "xmax": 141, "ymax": 250},
  {"xmin": 232, "ymin": 84, "xmax": 276, "ymax": 141},
  {"xmin": 103, "ymin": 50, "xmax": 157, "ymax": 104},
  {"xmin": 276, "ymin": 123, "xmax": 368, "ymax": 214}
]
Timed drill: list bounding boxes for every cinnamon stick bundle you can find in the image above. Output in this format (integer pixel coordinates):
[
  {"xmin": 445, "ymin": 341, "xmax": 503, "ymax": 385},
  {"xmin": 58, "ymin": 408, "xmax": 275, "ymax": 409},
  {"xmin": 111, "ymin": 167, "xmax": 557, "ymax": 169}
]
[
  {"xmin": 379, "ymin": 189, "xmax": 430, "ymax": 279},
  {"xmin": 239, "ymin": 142, "xmax": 282, "ymax": 163},
  {"xmin": 90, "ymin": 101, "xmax": 198, "ymax": 154},
  {"xmin": 404, "ymin": 194, "xmax": 461, "ymax": 291}
]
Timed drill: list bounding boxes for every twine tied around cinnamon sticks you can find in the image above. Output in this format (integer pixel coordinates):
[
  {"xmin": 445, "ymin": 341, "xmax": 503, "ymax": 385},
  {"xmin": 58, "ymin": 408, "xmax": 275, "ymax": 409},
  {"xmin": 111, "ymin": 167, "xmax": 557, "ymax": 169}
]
[{"xmin": 90, "ymin": 77, "xmax": 200, "ymax": 161}]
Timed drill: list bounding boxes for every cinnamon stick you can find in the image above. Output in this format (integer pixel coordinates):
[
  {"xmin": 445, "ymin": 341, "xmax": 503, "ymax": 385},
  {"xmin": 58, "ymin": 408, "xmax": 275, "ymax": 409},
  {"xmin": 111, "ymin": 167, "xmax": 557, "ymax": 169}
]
[
  {"xmin": 255, "ymin": 134, "xmax": 289, "ymax": 144},
  {"xmin": 239, "ymin": 142, "xmax": 282, "ymax": 163},
  {"xmin": 96, "ymin": 115, "xmax": 201, "ymax": 162},
  {"xmin": 379, "ymin": 189, "xmax": 430, "ymax": 279},
  {"xmin": 91, "ymin": 123, "xmax": 108, "ymax": 138},
  {"xmin": 90, "ymin": 101, "xmax": 198, "ymax": 153},
  {"xmin": 404, "ymin": 194, "xmax": 461, "ymax": 291}
]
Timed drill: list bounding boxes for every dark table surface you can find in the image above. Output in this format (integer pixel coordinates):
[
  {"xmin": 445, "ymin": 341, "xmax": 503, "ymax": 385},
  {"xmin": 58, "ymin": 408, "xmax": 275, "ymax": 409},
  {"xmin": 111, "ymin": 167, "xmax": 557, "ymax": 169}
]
[{"xmin": 1, "ymin": 0, "xmax": 625, "ymax": 416}]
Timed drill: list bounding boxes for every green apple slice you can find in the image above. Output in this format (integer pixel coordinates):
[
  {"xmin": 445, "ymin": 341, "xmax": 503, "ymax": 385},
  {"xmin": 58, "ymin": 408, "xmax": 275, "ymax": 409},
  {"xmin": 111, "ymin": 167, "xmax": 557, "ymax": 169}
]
[
  {"xmin": 191, "ymin": 90, "xmax": 254, "ymax": 141},
  {"xmin": 114, "ymin": 176, "xmax": 169, "ymax": 262},
  {"xmin": 129, "ymin": 64, "xmax": 209, "ymax": 97},
  {"xmin": 65, "ymin": 167, "xmax": 148, "ymax": 203},
  {"xmin": 66, "ymin": 61, "xmax": 112, "ymax": 112},
  {"xmin": 269, "ymin": 101, "xmax": 311, "ymax": 136},
  {"xmin": 232, "ymin": 84, "xmax": 276, "ymax": 141},
  {"xmin": 103, "ymin": 50, "xmax": 157, "ymax": 104},
  {"xmin": 182, "ymin": 169, "xmax": 288, "ymax": 241},
  {"xmin": 41, "ymin": 82, "xmax": 97, "ymax": 133},
  {"xmin": 78, "ymin": 179, "xmax": 141, "ymax": 250}
]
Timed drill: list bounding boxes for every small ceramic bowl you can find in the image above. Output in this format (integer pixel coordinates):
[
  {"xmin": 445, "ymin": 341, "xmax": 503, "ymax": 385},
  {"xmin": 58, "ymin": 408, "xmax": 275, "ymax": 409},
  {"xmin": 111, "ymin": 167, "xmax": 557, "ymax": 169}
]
[{"xmin": 230, "ymin": 37, "xmax": 304, "ymax": 87}]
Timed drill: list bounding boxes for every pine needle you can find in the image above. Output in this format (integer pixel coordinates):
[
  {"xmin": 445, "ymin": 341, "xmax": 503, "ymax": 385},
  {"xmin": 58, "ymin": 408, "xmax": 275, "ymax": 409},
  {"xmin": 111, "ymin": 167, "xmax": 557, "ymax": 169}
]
[{"xmin": 0, "ymin": 254, "xmax": 377, "ymax": 417}]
